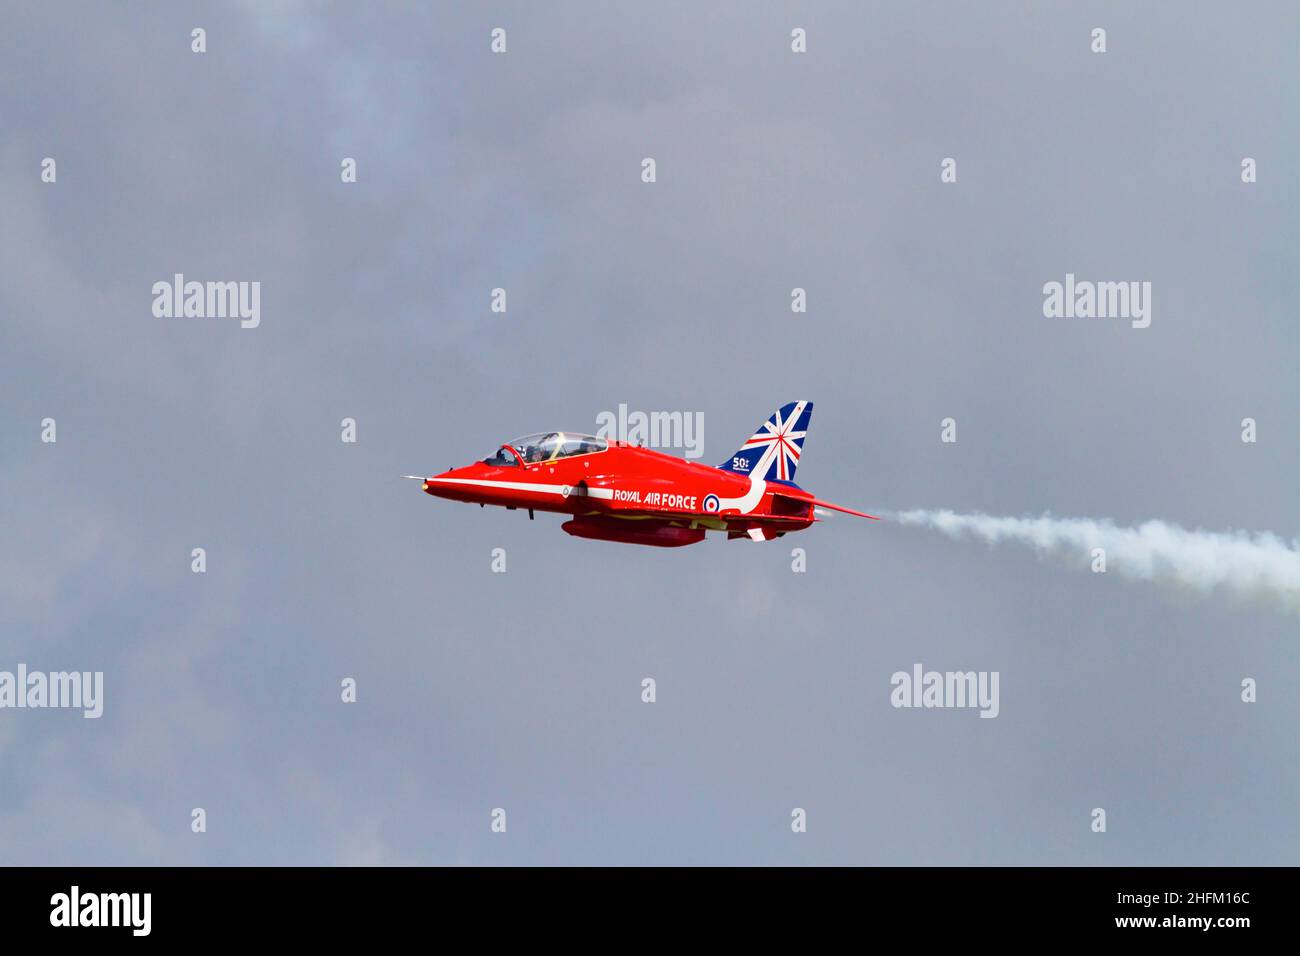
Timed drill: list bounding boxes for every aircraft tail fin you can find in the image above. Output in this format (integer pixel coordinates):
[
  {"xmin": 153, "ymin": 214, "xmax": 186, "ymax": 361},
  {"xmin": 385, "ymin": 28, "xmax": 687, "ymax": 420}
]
[{"xmin": 718, "ymin": 401, "xmax": 812, "ymax": 483}]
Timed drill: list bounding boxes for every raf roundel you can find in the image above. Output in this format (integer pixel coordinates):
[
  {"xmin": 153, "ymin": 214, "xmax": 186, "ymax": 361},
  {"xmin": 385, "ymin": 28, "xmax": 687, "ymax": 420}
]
[{"xmin": 703, "ymin": 494, "xmax": 720, "ymax": 514}]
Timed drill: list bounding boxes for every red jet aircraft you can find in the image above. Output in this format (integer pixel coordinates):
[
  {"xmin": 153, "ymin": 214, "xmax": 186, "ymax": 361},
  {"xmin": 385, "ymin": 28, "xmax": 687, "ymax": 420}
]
[{"xmin": 404, "ymin": 401, "xmax": 878, "ymax": 547}]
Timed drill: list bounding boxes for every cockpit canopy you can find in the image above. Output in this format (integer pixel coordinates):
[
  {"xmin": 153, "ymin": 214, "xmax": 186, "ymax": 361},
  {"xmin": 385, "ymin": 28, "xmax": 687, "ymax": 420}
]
[{"xmin": 484, "ymin": 432, "xmax": 608, "ymax": 466}]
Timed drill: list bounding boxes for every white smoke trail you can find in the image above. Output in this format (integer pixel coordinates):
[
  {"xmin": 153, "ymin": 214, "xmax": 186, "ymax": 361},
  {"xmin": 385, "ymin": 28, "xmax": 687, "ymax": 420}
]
[{"xmin": 892, "ymin": 509, "xmax": 1300, "ymax": 613}]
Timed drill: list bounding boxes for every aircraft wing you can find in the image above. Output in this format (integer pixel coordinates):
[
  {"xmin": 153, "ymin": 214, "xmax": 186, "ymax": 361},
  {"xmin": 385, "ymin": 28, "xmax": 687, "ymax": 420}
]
[
  {"xmin": 588, "ymin": 508, "xmax": 849, "ymax": 527},
  {"xmin": 582, "ymin": 485, "xmax": 879, "ymax": 523}
]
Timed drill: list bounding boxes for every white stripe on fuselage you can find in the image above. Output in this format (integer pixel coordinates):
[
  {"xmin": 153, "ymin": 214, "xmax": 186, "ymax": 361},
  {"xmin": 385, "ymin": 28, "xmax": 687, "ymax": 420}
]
[
  {"xmin": 427, "ymin": 477, "xmax": 566, "ymax": 495},
  {"xmin": 426, "ymin": 477, "xmax": 614, "ymax": 499},
  {"xmin": 716, "ymin": 476, "xmax": 766, "ymax": 514},
  {"xmin": 427, "ymin": 476, "xmax": 758, "ymax": 511}
]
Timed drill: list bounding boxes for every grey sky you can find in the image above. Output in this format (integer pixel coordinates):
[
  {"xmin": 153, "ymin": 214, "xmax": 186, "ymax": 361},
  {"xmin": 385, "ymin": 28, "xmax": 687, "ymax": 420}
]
[{"xmin": 2, "ymin": 1, "xmax": 1298, "ymax": 864}]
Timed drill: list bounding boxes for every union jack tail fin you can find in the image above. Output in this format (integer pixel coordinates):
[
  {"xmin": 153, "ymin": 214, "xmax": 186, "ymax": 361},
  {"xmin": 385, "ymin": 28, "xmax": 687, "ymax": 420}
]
[{"xmin": 718, "ymin": 401, "xmax": 813, "ymax": 484}]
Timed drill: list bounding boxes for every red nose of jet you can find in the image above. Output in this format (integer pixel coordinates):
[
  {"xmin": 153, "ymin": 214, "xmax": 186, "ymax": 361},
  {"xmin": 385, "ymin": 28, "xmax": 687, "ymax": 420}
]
[
  {"xmin": 421, "ymin": 469, "xmax": 451, "ymax": 496},
  {"xmin": 421, "ymin": 465, "xmax": 484, "ymax": 502}
]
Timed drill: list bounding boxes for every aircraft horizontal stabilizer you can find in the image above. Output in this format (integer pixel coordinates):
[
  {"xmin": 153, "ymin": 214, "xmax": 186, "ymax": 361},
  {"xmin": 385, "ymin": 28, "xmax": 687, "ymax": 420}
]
[{"xmin": 809, "ymin": 498, "xmax": 881, "ymax": 520}]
